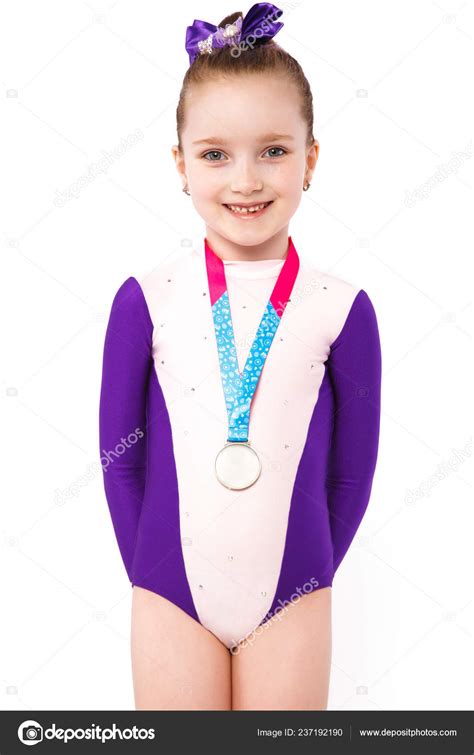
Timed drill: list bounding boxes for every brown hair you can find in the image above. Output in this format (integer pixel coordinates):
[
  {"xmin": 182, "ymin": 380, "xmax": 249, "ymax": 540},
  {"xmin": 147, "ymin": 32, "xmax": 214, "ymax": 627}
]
[{"xmin": 176, "ymin": 11, "xmax": 315, "ymax": 151}]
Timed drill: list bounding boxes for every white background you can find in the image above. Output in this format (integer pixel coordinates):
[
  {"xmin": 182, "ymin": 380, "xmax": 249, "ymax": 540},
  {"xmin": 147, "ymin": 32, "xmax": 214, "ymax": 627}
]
[{"xmin": 0, "ymin": 0, "xmax": 472, "ymax": 711}]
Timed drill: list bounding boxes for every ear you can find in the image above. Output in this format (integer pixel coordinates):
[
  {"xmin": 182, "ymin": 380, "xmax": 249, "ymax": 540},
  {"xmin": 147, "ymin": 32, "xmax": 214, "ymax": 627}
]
[
  {"xmin": 171, "ymin": 145, "xmax": 188, "ymax": 185},
  {"xmin": 304, "ymin": 139, "xmax": 319, "ymax": 184}
]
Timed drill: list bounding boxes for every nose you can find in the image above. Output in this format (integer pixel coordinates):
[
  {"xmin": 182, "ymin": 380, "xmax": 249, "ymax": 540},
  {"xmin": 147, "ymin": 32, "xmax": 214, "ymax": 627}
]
[{"xmin": 230, "ymin": 158, "xmax": 263, "ymax": 195}]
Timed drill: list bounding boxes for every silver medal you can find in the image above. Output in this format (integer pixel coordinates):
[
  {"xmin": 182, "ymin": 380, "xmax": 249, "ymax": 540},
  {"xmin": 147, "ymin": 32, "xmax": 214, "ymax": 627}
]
[{"xmin": 215, "ymin": 441, "xmax": 261, "ymax": 490}]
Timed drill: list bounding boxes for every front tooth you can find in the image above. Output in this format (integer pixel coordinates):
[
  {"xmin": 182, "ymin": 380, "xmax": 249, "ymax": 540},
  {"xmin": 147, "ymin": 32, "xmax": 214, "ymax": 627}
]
[{"xmin": 229, "ymin": 203, "xmax": 265, "ymax": 213}]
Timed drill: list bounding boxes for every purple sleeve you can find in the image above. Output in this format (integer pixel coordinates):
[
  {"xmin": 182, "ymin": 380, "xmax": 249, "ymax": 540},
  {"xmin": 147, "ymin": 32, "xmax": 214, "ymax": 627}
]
[
  {"xmin": 326, "ymin": 289, "xmax": 382, "ymax": 573},
  {"xmin": 99, "ymin": 277, "xmax": 153, "ymax": 581}
]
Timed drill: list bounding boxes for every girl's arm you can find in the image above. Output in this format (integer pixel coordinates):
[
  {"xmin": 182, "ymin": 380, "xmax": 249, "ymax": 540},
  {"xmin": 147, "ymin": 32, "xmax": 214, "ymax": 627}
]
[
  {"xmin": 325, "ymin": 289, "xmax": 382, "ymax": 573},
  {"xmin": 99, "ymin": 277, "xmax": 153, "ymax": 581}
]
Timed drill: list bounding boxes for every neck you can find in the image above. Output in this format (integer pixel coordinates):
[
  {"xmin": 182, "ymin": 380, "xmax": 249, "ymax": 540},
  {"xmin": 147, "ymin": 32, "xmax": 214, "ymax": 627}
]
[{"xmin": 204, "ymin": 226, "xmax": 290, "ymax": 261}]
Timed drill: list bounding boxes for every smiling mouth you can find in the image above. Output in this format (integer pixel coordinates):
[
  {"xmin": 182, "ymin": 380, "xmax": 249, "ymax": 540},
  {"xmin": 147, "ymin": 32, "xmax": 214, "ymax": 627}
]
[{"xmin": 223, "ymin": 201, "xmax": 273, "ymax": 215}]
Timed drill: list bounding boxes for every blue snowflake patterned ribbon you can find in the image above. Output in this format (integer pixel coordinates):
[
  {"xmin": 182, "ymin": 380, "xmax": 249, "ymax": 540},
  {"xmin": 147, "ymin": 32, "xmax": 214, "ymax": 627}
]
[{"xmin": 204, "ymin": 237, "xmax": 299, "ymax": 442}]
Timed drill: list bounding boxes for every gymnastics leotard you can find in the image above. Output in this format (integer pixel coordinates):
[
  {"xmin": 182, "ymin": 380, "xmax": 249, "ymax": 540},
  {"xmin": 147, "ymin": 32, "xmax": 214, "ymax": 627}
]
[{"xmin": 99, "ymin": 236, "xmax": 382, "ymax": 649}]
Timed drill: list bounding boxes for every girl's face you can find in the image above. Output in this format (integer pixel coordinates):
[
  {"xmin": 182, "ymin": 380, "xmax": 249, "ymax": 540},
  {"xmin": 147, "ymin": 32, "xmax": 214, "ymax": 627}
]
[{"xmin": 173, "ymin": 73, "xmax": 318, "ymax": 255}]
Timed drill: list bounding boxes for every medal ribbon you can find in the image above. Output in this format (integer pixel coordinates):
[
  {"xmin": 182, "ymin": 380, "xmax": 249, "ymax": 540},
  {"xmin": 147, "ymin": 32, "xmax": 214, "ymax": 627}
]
[{"xmin": 205, "ymin": 236, "xmax": 299, "ymax": 443}]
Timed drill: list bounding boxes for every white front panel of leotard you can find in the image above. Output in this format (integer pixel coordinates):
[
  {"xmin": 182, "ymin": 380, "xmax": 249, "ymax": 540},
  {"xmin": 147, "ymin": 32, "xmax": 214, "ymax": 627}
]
[{"xmin": 139, "ymin": 246, "xmax": 358, "ymax": 648}]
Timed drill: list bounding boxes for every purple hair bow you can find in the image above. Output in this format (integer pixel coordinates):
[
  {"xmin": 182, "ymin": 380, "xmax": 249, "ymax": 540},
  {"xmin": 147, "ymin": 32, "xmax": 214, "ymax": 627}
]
[{"xmin": 185, "ymin": 2, "xmax": 284, "ymax": 67}]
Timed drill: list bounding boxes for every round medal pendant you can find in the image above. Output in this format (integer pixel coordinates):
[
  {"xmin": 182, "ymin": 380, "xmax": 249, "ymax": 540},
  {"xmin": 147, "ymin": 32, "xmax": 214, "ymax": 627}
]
[{"xmin": 215, "ymin": 441, "xmax": 261, "ymax": 490}]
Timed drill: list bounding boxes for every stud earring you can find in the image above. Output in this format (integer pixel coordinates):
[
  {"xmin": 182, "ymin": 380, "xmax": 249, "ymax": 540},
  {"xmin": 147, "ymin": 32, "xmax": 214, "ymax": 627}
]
[
  {"xmin": 303, "ymin": 181, "xmax": 311, "ymax": 191},
  {"xmin": 182, "ymin": 185, "xmax": 190, "ymax": 195}
]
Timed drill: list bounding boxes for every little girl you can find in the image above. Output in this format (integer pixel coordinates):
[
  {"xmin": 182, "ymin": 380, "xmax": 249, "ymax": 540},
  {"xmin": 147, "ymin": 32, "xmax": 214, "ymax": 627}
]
[{"xmin": 99, "ymin": 3, "xmax": 381, "ymax": 711}]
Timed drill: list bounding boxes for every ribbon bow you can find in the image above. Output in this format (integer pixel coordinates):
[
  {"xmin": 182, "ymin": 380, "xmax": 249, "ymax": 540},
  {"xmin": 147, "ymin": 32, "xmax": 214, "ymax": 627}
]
[{"xmin": 185, "ymin": 2, "xmax": 284, "ymax": 67}]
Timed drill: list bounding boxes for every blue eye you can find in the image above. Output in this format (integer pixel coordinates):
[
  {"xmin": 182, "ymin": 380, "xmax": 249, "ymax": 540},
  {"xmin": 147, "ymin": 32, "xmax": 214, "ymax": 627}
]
[
  {"xmin": 202, "ymin": 147, "xmax": 287, "ymax": 161},
  {"xmin": 203, "ymin": 150, "xmax": 226, "ymax": 161},
  {"xmin": 265, "ymin": 147, "xmax": 286, "ymax": 158}
]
